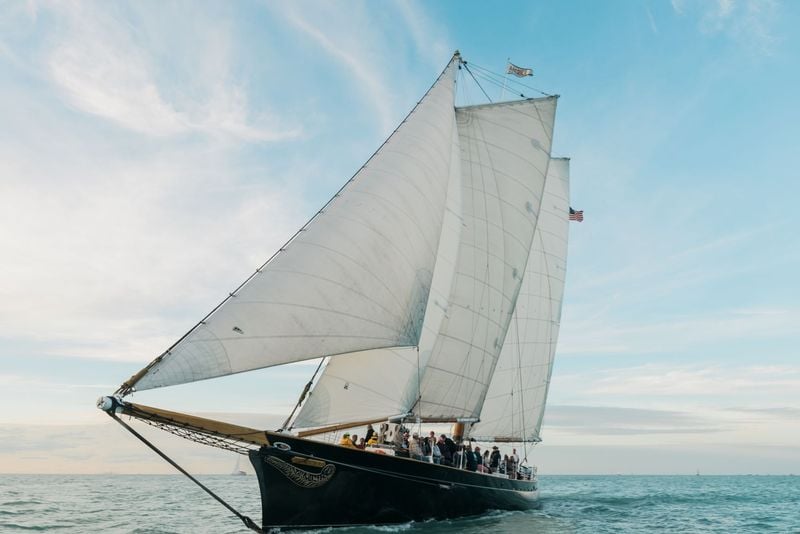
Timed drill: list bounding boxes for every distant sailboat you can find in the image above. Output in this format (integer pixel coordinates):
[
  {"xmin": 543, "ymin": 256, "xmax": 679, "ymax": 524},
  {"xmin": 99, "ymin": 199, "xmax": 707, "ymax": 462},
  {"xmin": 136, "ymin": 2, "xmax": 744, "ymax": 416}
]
[
  {"xmin": 98, "ymin": 51, "xmax": 573, "ymax": 531},
  {"xmin": 232, "ymin": 455, "xmax": 247, "ymax": 476}
]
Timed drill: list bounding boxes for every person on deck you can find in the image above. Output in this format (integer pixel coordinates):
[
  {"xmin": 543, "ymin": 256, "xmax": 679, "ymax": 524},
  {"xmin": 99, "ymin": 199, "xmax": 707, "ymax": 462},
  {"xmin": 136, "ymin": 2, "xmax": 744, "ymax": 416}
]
[
  {"xmin": 432, "ymin": 438, "xmax": 442, "ymax": 464},
  {"xmin": 443, "ymin": 434, "xmax": 457, "ymax": 458},
  {"xmin": 507, "ymin": 451, "xmax": 517, "ymax": 479},
  {"xmin": 364, "ymin": 424, "xmax": 375, "ymax": 443},
  {"xmin": 475, "ymin": 446, "xmax": 488, "ymax": 473},
  {"xmin": 465, "ymin": 445, "xmax": 478, "ymax": 471},
  {"xmin": 489, "ymin": 446, "xmax": 501, "ymax": 472},
  {"xmin": 408, "ymin": 433, "xmax": 424, "ymax": 460},
  {"xmin": 437, "ymin": 435, "xmax": 453, "ymax": 466},
  {"xmin": 339, "ymin": 433, "xmax": 356, "ymax": 448},
  {"xmin": 392, "ymin": 428, "xmax": 404, "ymax": 449}
]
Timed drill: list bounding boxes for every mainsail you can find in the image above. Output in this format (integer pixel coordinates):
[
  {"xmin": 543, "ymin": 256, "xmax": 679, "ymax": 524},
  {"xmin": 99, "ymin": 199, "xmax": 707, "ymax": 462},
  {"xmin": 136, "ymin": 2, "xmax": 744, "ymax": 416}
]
[
  {"xmin": 292, "ymin": 97, "xmax": 560, "ymax": 432},
  {"xmin": 122, "ymin": 57, "xmax": 460, "ymax": 392},
  {"xmin": 470, "ymin": 157, "xmax": 570, "ymax": 442},
  {"xmin": 415, "ymin": 97, "xmax": 558, "ymax": 422}
]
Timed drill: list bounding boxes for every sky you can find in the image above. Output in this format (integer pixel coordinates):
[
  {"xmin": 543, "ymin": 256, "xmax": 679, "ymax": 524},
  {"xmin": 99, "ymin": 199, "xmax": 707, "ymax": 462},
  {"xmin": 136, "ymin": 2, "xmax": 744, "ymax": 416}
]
[{"xmin": 1, "ymin": 0, "xmax": 798, "ymax": 475}]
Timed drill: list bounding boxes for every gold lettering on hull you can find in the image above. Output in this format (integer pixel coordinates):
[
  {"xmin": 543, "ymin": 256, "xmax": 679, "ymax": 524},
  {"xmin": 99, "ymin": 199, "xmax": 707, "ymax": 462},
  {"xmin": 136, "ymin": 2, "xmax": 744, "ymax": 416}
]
[{"xmin": 265, "ymin": 455, "xmax": 336, "ymax": 488}]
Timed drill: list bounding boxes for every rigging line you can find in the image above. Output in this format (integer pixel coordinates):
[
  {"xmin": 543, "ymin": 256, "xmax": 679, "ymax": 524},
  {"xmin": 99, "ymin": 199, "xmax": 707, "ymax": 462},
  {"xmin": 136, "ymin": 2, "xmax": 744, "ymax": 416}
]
[
  {"xmin": 469, "ymin": 70, "xmax": 555, "ymax": 108},
  {"xmin": 107, "ymin": 412, "xmax": 264, "ymax": 534},
  {"xmin": 468, "ymin": 63, "xmax": 554, "ymax": 97},
  {"xmin": 416, "ymin": 345, "xmax": 422, "ymax": 437},
  {"xmin": 470, "ymin": 71, "xmax": 535, "ymax": 100},
  {"xmin": 462, "ymin": 63, "xmax": 492, "ymax": 103},
  {"xmin": 513, "ymin": 299, "xmax": 524, "ymax": 443},
  {"xmin": 282, "ymin": 356, "xmax": 327, "ymax": 431}
]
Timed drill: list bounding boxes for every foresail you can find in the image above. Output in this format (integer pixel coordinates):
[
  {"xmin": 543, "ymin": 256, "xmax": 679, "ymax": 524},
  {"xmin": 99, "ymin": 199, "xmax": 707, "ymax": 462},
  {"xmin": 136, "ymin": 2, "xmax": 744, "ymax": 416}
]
[
  {"xmin": 470, "ymin": 158, "xmax": 570, "ymax": 442},
  {"xmin": 416, "ymin": 97, "xmax": 558, "ymax": 422},
  {"xmin": 127, "ymin": 57, "xmax": 459, "ymax": 392},
  {"xmin": 290, "ymin": 348, "xmax": 418, "ymax": 430}
]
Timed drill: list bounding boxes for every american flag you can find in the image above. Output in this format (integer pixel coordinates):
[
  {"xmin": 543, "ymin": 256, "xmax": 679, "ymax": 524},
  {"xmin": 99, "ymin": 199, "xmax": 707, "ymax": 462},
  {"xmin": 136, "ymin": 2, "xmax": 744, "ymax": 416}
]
[{"xmin": 569, "ymin": 207, "xmax": 584, "ymax": 222}]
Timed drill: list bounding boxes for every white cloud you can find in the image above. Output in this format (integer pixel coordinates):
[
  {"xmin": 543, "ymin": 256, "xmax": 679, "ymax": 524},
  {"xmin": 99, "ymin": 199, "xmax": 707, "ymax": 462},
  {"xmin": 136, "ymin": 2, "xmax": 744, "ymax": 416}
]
[
  {"xmin": 392, "ymin": 0, "xmax": 451, "ymax": 67},
  {"xmin": 645, "ymin": 5, "xmax": 659, "ymax": 34},
  {"xmin": 49, "ymin": 34, "xmax": 186, "ymax": 136},
  {"xmin": 671, "ymin": 0, "xmax": 779, "ymax": 55},
  {"xmin": 272, "ymin": 2, "xmax": 397, "ymax": 134},
  {"xmin": 559, "ymin": 307, "xmax": 800, "ymax": 357},
  {"xmin": 0, "ymin": 95, "xmax": 309, "ymax": 363},
  {"xmin": 551, "ymin": 363, "xmax": 800, "ymax": 419},
  {"xmin": 46, "ymin": 3, "xmax": 300, "ymax": 140}
]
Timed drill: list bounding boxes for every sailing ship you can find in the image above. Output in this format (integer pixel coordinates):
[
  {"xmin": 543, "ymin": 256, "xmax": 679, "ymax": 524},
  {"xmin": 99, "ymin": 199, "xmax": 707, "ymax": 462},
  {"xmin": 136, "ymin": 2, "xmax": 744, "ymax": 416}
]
[
  {"xmin": 232, "ymin": 455, "xmax": 247, "ymax": 476},
  {"xmin": 98, "ymin": 51, "xmax": 572, "ymax": 531}
]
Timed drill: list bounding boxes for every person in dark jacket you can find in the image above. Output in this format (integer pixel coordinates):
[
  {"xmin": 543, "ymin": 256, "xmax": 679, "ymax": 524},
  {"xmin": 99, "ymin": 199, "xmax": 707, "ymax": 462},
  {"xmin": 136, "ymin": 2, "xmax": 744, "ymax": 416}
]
[
  {"xmin": 489, "ymin": 446, "xmax": 502, "ymax": 472},
  {"xmin": 465, "ymin": 445, "xmax": 478, "ymax": 471},
  {"xmin": 437, "ymin": 435, "xmax": 453, "ymax": 466},
  {"xmin": 443, "ymin": 434, "xmax": 457, "ymax": 457}
]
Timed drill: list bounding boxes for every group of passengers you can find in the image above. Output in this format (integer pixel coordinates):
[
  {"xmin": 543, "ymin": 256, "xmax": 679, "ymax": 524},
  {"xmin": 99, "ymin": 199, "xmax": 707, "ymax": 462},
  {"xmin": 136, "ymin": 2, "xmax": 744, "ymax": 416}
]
[{"xmin": 339, "ymin": 424, "xmax": 522, "ymax": 479}]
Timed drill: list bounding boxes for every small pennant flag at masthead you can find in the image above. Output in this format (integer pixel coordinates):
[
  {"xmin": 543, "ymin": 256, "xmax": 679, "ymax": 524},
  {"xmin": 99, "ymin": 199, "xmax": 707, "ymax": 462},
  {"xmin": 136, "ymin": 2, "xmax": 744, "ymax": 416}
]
[
  {"xmin": 507, "ymin": 62, "xmax": 533, "ymax": 77},
  {"xmin": 569, "ymin": 207, "xmax": 584, "ymax": 222}
]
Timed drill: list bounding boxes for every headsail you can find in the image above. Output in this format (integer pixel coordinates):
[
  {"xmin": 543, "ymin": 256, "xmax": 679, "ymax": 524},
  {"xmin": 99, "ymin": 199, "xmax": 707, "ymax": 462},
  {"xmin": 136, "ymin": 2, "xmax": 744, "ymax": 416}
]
[
  {"xmin": 415, "ymin": 97, "xmax": 558, "ymax": 422},
  {"xmin": 470, "ymin": 157, "xmax": 570, "ymax": 442},
  {"xmin": 122, "ymin": 55, "xmax": 460, "ymax": 393}
]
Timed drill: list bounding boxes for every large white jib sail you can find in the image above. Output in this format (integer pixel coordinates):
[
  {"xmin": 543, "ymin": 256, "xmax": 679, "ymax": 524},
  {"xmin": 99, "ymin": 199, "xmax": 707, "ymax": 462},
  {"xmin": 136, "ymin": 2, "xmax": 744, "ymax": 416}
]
[{"xmin": 122, "ymin": 55, "xmax": 461, "ymax": 392}]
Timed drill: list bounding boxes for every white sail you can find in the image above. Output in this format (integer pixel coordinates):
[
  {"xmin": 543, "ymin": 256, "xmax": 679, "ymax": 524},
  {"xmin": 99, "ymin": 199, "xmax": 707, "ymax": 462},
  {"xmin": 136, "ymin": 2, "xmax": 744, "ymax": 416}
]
[
  {"xmin": 470, "ymin": 157, "xmax": 570, "ymax": 442},
  {"xmin": 290, "ymin": 347, "xmax": 418, "ymax": 429},
  {"xmin": 296, "ymin": 97, "xmax": 560, "ymax": 427},
  {"xmin": 132, "ymin": 58, "xmax": 460, "ymax": 391},
  {"xmin": 416, "ymin": 97, "xmax": 558, "ymax": 421},
  {"xmin": 292, "ymin": 120, "xmax": 464, "ymax": 430}
]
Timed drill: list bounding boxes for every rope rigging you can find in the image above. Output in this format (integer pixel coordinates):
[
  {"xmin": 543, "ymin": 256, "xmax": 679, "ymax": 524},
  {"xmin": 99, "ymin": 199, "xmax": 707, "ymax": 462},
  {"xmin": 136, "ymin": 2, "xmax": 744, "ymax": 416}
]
[
  {"xmin": 108, "ymin": 412, "xmax": 264, "ymax": 533},
  {"xmin": 461, "ymin": 62, "xmax": 493, "ymax": 103},
  {"xmin": 467, "ymin": 62, "xmax": 554, "ymax": 98}
]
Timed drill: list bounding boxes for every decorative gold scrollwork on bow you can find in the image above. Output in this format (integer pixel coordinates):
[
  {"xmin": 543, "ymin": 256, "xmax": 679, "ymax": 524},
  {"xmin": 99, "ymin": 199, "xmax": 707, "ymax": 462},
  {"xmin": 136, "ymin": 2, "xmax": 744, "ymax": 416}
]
[{"xmin": 265, "ymin": 455, "xmax": 336, "ymax": 488}]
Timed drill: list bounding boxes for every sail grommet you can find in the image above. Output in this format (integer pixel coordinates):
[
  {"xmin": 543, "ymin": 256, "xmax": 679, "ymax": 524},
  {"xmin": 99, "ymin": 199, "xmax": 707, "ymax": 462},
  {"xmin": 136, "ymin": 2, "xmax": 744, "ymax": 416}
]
[{"xmin": 273, "ymin": 442, "xmax": 291, "ymax": 451}]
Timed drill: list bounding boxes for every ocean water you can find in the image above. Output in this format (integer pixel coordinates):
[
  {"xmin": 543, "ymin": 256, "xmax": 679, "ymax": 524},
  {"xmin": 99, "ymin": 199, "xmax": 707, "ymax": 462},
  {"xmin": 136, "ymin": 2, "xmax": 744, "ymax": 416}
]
[{"xmin": 1, "ymin": 475, "xmax": 798, "ymax": 533}]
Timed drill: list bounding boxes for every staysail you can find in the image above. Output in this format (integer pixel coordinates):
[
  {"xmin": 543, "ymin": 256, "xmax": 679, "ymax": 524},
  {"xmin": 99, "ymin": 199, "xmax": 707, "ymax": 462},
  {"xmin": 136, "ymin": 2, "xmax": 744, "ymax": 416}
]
[
  {"xmin": 291, "ymin": 120, "xmax": 464, "ymax": 430},
  {"xmin": 123, "ymin": 56, "xmax": 460, "ymax": 393},
  {"xmin": 470, "ymin": 157, "xmax": 570, "ymax": 442}
]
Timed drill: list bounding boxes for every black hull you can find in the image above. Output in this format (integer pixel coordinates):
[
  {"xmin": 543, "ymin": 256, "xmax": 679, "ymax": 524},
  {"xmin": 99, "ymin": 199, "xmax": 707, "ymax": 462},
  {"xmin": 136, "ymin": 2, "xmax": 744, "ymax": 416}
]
[{"xmin": 250, "ymin": 432, "xmax": 538, "ymax": 529}]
